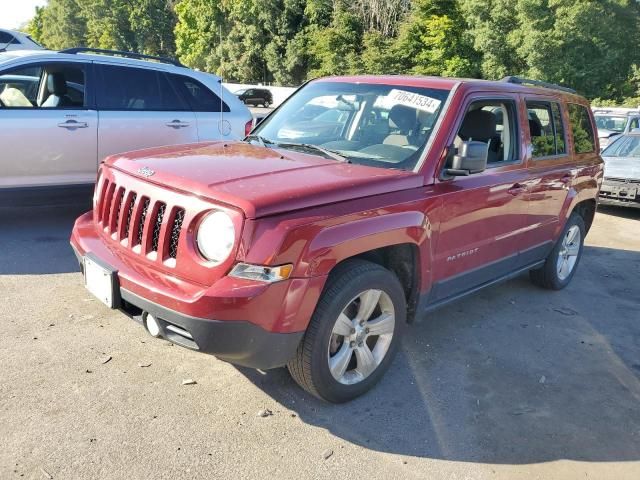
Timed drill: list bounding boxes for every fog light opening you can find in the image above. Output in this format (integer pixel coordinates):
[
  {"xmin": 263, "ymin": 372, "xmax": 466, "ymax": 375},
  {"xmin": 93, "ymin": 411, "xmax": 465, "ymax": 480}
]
[{"xmin": 144, "ymin": 313, "xmax": 161, "ymax": 338}]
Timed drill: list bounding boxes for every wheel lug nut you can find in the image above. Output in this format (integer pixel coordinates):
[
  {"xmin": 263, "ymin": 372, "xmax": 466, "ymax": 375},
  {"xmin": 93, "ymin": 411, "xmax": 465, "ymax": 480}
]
[
  {"xmin": 349, "ymin": 341, "xmax": 356, "ymax": 348},
  {"xmin": 350, "ymin": 328, "xmax": 356, "ymax": 334},
  {"xmin": 358, "ymin": 341, "xmax": 363, "ymax": 347},
  {"xmin": 365, "ymin": 328, "xmax": 370, "ymax": 334}
]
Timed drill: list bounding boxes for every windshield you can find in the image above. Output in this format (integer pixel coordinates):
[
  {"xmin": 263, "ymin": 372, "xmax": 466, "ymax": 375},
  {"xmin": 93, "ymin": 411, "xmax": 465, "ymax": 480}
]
[
  {"xmin": 235, "ymin": 89, "xmax": 247, "ymax": 95},
  {"xmin": 602, "ymin": 134, "xmax": 640, "ymax": 158},
  {"xmin": 595, "ymin": 115, "xmax": 627, "ymax": 133},
  {"xmin": 252, "ymin": 81, "xmax": 450, "ymax": 170}
]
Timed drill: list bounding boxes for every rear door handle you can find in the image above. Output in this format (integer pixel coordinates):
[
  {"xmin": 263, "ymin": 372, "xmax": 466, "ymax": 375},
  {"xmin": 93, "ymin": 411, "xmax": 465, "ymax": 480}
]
[
  {"xmin": 507, "ymin": 183, "xmax": 528, "ymax": 196},
  {"xmin": 166, "ymin": 120, "xmax": 190, "ymax": 129},
  {"xmin": 58, "ymin": 120, "xmax": 88, "ymax": 129}
]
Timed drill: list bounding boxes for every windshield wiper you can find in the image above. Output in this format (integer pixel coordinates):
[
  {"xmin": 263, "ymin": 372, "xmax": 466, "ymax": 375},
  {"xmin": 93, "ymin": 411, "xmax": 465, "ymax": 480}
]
[
  {"xmin": 275, "ymin": 142, "xmax": 350, "ymax": 163},
  {"xmin": 245, "ymin": 134, "xmax": 275, "ymax": 147}
]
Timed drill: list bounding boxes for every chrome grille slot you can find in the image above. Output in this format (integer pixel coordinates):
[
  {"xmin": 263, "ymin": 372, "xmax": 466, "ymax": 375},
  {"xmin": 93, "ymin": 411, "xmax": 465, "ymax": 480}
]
[
  {"xmin": 135, "ymin": 198, "xmax": 150, "ymax": 246},
  {"xmin": 101, "ymin": 182, "xmax": 116, "ymax": 226},
  {"xmin": 150, "ymin": 203, "xmax": 166, "ymax": 253},
  {"xmin": 169, "ymin": 208, "xmax": 185, "ymax": 259},
  {"xmin": 110, "ymin": 188, "xmax": 125, "ymax": 234},
  {"xmin": 124, "ymin": 192, "xmax": 137, "ymax": 239}
]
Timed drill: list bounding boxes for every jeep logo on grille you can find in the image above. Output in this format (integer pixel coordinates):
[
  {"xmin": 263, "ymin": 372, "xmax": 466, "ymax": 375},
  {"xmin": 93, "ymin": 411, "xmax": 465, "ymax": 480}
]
[{"xmin": 137, "ymin": 167, "xmax": 155, "ymax": 178}]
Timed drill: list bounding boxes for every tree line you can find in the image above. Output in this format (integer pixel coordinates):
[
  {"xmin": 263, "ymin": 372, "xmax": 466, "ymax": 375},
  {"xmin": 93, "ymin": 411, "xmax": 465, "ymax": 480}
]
[{"xmin": 26, "ymin": 0, "xmax": 640, "ymax": 104}]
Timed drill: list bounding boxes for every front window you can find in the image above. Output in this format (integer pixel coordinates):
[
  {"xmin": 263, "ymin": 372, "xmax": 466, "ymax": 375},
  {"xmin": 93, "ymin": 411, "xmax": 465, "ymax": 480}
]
[
  {"xmin": 252, "ymin": 81, "xmax": 450, "ymax": 170},
  {"xmin": 595, "ymin": 115, "xmax": 627, "ymax": 133},
  {"xmin": 602, "ymin": 134, "xmax": 640, "ymax": 158}
]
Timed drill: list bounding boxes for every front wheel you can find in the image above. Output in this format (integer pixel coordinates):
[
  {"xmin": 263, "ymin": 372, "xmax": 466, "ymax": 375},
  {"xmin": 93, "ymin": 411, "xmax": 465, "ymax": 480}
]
[
  {"xmin": 287, "ymin": 260, "xmax": 406, "ymax": 403},
  {"xmin": 530, "ymin": 212, "xmax": 585, "ymax": 290}
]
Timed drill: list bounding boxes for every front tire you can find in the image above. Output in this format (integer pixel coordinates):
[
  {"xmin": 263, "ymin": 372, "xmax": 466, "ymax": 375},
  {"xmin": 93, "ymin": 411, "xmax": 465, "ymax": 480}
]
[
  {"xmin": 287, "ymin": 260, "xmax": 406, "ymax": 403},
  {"xmin": 530, "ymin": 212, "xmax": 585, "ymax": 290}
]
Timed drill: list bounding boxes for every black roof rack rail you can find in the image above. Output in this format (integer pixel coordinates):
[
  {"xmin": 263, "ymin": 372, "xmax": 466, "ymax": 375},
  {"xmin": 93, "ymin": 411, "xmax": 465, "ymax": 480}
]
[
  {"xmin": 501, "ymin": 76, "xmax": 576, "ymax": 94},
  {"xmin": 59, "ymin": 47, "xmax": 184, "ymax": 67}
]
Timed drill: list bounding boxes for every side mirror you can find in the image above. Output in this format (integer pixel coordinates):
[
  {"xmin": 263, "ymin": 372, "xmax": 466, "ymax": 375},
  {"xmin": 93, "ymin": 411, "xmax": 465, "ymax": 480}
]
[{"xmin": 446, "ymin": 141, "xmax": 488, "ymax": 176}]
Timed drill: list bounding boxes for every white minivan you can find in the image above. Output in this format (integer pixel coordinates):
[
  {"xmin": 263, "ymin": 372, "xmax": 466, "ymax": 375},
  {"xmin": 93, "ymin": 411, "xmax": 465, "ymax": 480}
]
[{"xmin": 0, "ymin": 48, "xmax": 252, "ymax": 194}]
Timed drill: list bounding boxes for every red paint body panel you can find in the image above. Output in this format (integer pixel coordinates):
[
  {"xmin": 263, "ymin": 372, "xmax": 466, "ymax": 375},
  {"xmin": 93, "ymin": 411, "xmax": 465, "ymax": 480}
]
[{"xmin": 72, "ymin": 75, "xmax": 603, "ymax": 340}]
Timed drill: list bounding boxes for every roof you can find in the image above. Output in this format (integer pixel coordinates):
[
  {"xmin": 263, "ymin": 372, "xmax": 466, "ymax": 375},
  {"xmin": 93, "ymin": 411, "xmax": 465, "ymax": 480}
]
[
  {"xmin": 0, "ymin": 48, "xmax": 189, "ymax": 72},
  {"xmin": 317, "ymin": 74, "xmax": 587, "ymax": 101}
]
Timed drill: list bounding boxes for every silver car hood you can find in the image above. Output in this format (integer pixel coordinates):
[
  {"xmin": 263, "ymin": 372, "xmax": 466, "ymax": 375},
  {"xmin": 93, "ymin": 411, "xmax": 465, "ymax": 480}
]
[
  {"xmin": 598, "ymin": 128, "xmax": 620, "ymax": 139},
  {"xmin": 602, "ymin": 156, "xmax": 640, "ymax": 180}
]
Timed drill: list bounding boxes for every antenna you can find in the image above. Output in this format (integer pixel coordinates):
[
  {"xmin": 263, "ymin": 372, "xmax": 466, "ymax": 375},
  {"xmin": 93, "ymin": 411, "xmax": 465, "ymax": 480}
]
[
  {"xmin": 219, "ymin": 25, "xmax": 226, "ymax": 137},
  {"xmin": 0, "ymin": 32, "xmax": 16, "ymax": 53}
]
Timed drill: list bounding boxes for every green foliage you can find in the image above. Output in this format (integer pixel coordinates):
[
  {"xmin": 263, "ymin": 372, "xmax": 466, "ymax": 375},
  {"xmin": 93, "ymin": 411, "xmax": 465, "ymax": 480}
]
[{"xmin": 19, "ymin": 0, "xmax": 640, "ymax": 105}]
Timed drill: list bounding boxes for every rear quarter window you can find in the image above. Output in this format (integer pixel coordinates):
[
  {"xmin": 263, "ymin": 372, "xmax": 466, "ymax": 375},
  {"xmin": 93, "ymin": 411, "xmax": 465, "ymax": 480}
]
[
  {"xmin": 567, "ymin": 103, "xmax": 596, "ymax": 154},
  {"xmin": 171, "ymin": 74, "xmax": 229, "ymax": 113}
]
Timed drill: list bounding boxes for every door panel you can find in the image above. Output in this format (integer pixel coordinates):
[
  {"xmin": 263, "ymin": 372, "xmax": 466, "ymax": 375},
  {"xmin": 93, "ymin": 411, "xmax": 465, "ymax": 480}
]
[
  {"xmin": 97, "ymin": 111, "xmax": 197, "ymax": 161},
  {"xmin": 428, "ymin": 95, "xmax": 529, "ymax": 303},
  {"xmin": 521, "ymin": 97, "xmax": 576, "ymax": 256},
  {"xmin": 0, "ymin": 61, "xmax": 97, "ymax": 188},
  {"xmin": 95, "ymin": 63, "xmax": 199, "ymax": 161},
  {"xmin": 0, "ymin": 110, "xmax": 98, "ymax": 188}
]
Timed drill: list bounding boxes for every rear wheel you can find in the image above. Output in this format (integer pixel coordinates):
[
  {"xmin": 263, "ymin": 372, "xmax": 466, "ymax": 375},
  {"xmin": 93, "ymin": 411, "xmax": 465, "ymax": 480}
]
[
  {"xmin": 287, "ymin": 260, "xmax": 406, "ymax": 403},
  {"xmin": 530, "ymin": 212, "xmax": 585, "ymax": 290}
]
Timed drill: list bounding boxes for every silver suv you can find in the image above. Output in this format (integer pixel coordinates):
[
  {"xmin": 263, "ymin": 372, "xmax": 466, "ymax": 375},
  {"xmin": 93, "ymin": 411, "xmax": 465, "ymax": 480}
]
[
  {"xmin": 0, "ymin": 48, "xmax": 252, "ymax": 192},
  {"xmin": 593, "ymin": 108, "xmax": 640, "ymax": 149}
]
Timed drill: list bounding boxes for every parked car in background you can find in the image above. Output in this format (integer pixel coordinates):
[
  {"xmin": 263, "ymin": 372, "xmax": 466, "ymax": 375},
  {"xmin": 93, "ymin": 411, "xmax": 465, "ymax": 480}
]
[
  {"xmin": 71, "ymin": 75, "xmax": 602, "ymax": 403},
  {"xmin": 235, "ymin": 87, "xmax": 273, "ymax": 107},
  {"xmin": 599, "ymin": 131, "xmax": 640, "ymax": 208},
  {"xmin": 0, "ymin": 48, "xmax": 252, "ymax": 196},
  {"xmin": 593, "ymin": 108, "xmax": 640, "ymax": 149},
  {"xmin": 0, "ymin": 29, "xmax": 44, "ymax": 52}
]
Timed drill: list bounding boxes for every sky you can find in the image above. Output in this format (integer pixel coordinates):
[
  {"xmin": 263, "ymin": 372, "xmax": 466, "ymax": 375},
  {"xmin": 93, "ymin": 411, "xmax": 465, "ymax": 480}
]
[{"xmin": 0, "ymin": 0, "xmax": 47, "ymax": 29}]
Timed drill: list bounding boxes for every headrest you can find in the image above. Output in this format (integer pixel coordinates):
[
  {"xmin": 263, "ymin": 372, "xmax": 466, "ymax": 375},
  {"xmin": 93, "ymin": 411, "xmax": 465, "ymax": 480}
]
[
  {"xmin": 389, "ymin": 104, "xmax": 416, "ymax": 132},
  {"xmin": 459, "ymin": 110, "xmax": 497, "ymax": 140},
  {"xmin": 47, "ymin": 73, "xmax": 67, "ymax": 96},
  {"xmin": 529, "ymin": 119, "xmax": 542, "ymax": 137}
]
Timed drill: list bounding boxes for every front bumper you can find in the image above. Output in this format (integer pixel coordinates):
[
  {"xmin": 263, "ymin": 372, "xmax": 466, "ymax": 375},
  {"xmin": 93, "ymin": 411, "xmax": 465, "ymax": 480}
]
[{"xmin": 71, "ymin": 212, "xmax": 326, "ymax": 369}]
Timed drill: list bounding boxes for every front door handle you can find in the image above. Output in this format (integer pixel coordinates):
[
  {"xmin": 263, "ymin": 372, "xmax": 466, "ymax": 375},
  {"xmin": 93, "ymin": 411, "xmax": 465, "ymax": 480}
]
[
  {"xmin": 507, "ymin": 183, "xmax": 528, "ymax": 196},
  {"xmin": 166, "ymin": 120, "xmax": 190, "ymax": 129},
  {"xmin": 58, "ymin": 120, "xmax": 88, "ymax": 129}
]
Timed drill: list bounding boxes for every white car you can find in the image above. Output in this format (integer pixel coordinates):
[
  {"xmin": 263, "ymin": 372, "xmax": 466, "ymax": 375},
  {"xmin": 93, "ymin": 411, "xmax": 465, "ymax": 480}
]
[
  {"xmin": 0, "ymin": 29, "xmax": 44, "ymax": 52},
  {"xmin": 0, "ymin": 48, "xmax": 252, "ymax": 193}
]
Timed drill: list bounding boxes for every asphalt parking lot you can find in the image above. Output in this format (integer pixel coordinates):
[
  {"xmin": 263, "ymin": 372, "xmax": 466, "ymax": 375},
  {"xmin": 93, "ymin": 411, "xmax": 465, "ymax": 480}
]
[{"xmin": 0, "ymin": 202, "xmax": 639, "ymax": 480}]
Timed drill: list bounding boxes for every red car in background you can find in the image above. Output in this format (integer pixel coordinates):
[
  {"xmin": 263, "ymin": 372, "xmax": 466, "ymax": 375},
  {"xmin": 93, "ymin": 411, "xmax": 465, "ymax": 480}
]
[{"xmin": 71, "ymin": 75, "xmax": 602, "ymax": 402}]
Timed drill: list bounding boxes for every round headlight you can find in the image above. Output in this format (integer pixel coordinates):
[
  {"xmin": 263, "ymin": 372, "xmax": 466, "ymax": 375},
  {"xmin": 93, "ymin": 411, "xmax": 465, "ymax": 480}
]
[{"xmin": 196, "ymin": 210, "xmax": 235, "ymax": 265}]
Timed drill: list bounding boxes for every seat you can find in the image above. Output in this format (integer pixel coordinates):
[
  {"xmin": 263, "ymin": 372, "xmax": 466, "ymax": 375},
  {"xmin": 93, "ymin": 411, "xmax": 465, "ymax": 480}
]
[
  {"xmin": 383, "ymin": 105, "xmax": 417, "ymax": 147},
  {"xmin": 529, "ymin": 119, "xmax": 542, "ymax": 137},
  {"xmin": 41, "ymin": 73, "xmax": 73, "ymax": 108},
  {"xmin": 455, "ymin": 109, "xmax": 500, "ymax": 162}
]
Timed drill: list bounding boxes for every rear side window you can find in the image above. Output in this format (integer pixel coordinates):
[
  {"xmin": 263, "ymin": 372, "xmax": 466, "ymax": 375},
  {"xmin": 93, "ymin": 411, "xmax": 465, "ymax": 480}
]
[
  {"xmin": 170, "ymin": 74, "xmax": 229, "ymax": 112},
  {"xmin": 97, "ymin": 65, "xmax": 188, "ymax": 111},
  {"xmin": 567, "ymin": 103, "xmax": 596, "ymax": 154},
  {"xmin": 526, "ymin": 101, "xmax": 566, "ymax": 158},
  {"xmin": 0, "ymin": 32, "xmax": 19, "ymax": 45}
]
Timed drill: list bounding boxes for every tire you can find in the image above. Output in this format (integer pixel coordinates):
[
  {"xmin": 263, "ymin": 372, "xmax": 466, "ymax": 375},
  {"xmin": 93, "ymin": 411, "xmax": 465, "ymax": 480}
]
[
  {"xmin": 529, "ymin": 212, "xmax": 586, "ymax": 290},
  {"xmin": 287, "ymin": 259, "xmax": 406, "ymax": 403}
]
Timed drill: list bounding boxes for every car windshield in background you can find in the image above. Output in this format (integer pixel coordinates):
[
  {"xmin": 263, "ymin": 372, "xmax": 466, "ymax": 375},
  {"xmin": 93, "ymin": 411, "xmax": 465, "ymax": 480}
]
[
  {"xmin": 595, "ymin": 115, "xmax": 627, "ymax": 133},
  {"xmin": 252, "ymin": 81, "xmax": 450, "ymax": 170},
  {"xmin": 602, "ymin": 134, "xmax": 640, "ymax": 158}
]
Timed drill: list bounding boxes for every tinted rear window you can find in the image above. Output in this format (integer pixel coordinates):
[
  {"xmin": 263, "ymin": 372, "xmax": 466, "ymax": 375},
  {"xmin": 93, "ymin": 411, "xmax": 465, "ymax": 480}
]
[
  {"xmin": 567, "ymin": 103, "xmax": 596, "ymax": 154},
  {"xmin": 97, "ymin": 65, "xmax": 188, "ymax": 111},
  {"xmin": 170, "ymin": 74, "xmax": 229, "ymax": 112}
]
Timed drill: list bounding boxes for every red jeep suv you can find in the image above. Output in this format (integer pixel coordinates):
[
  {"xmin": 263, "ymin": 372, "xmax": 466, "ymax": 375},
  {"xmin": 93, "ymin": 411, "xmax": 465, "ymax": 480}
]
[{"xmin": 71, "ymin": 75, "xmax": 603, "ymax": 402}]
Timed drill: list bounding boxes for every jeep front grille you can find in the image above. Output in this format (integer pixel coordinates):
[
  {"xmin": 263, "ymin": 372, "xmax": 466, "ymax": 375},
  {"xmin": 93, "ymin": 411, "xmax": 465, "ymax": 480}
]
[{"xmin": 96, "ymin": 179, "xmax": 184, "ymax": 264}]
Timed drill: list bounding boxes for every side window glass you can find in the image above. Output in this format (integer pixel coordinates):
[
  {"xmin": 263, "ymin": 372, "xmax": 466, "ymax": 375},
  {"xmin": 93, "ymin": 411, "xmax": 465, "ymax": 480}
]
[
  {"xmin": 0, "ymin": 32, "xmax": 14, "ymax": 44},
  {"xmin": 629, "ymin": 118, "xmax": 639, "ymax": 131},
  {"xmin": 527, "ymin": 102, "xmax": 555, "ymax": 157},
  {"xmin": 456, "ymin": 99, "xmax": 519, "ymax": 165},
  {"xmin": 567, "ymin": 104, "xmax": 596, "ymax": 154},
  {"xmin": 97, "ymin": 65, "xmax": 188, "ymax": 111},
  {"xmin": 170, "ymin": 74, "xmax": 229, "ymax": 112},
  {"xmin": 526, "ymin": 101, "xmax": 567, "ymax": 158},
  {"xmin": 0, "ymin": 63, "xmax": 85, "ymax": 109},
  {"xmin": 0, "ymin": 65, "xmax": 43, "ymax": 107}
]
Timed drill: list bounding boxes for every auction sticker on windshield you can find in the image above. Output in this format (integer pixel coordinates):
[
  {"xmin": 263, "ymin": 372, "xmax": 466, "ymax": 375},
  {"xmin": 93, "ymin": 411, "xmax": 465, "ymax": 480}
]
[{"xmin": 388, "ymin": 89, "xmax": 442, "ymax": 113}]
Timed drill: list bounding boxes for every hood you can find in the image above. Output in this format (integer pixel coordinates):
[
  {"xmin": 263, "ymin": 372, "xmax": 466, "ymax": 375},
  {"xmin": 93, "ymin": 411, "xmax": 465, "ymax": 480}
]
[
  {"xmin": 105, "ymin": 141, "xmax": 422, "ymax": 218},
  {"xmin": 602, "ymin": 156, "xmax": 640, "ymax": 180}
]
